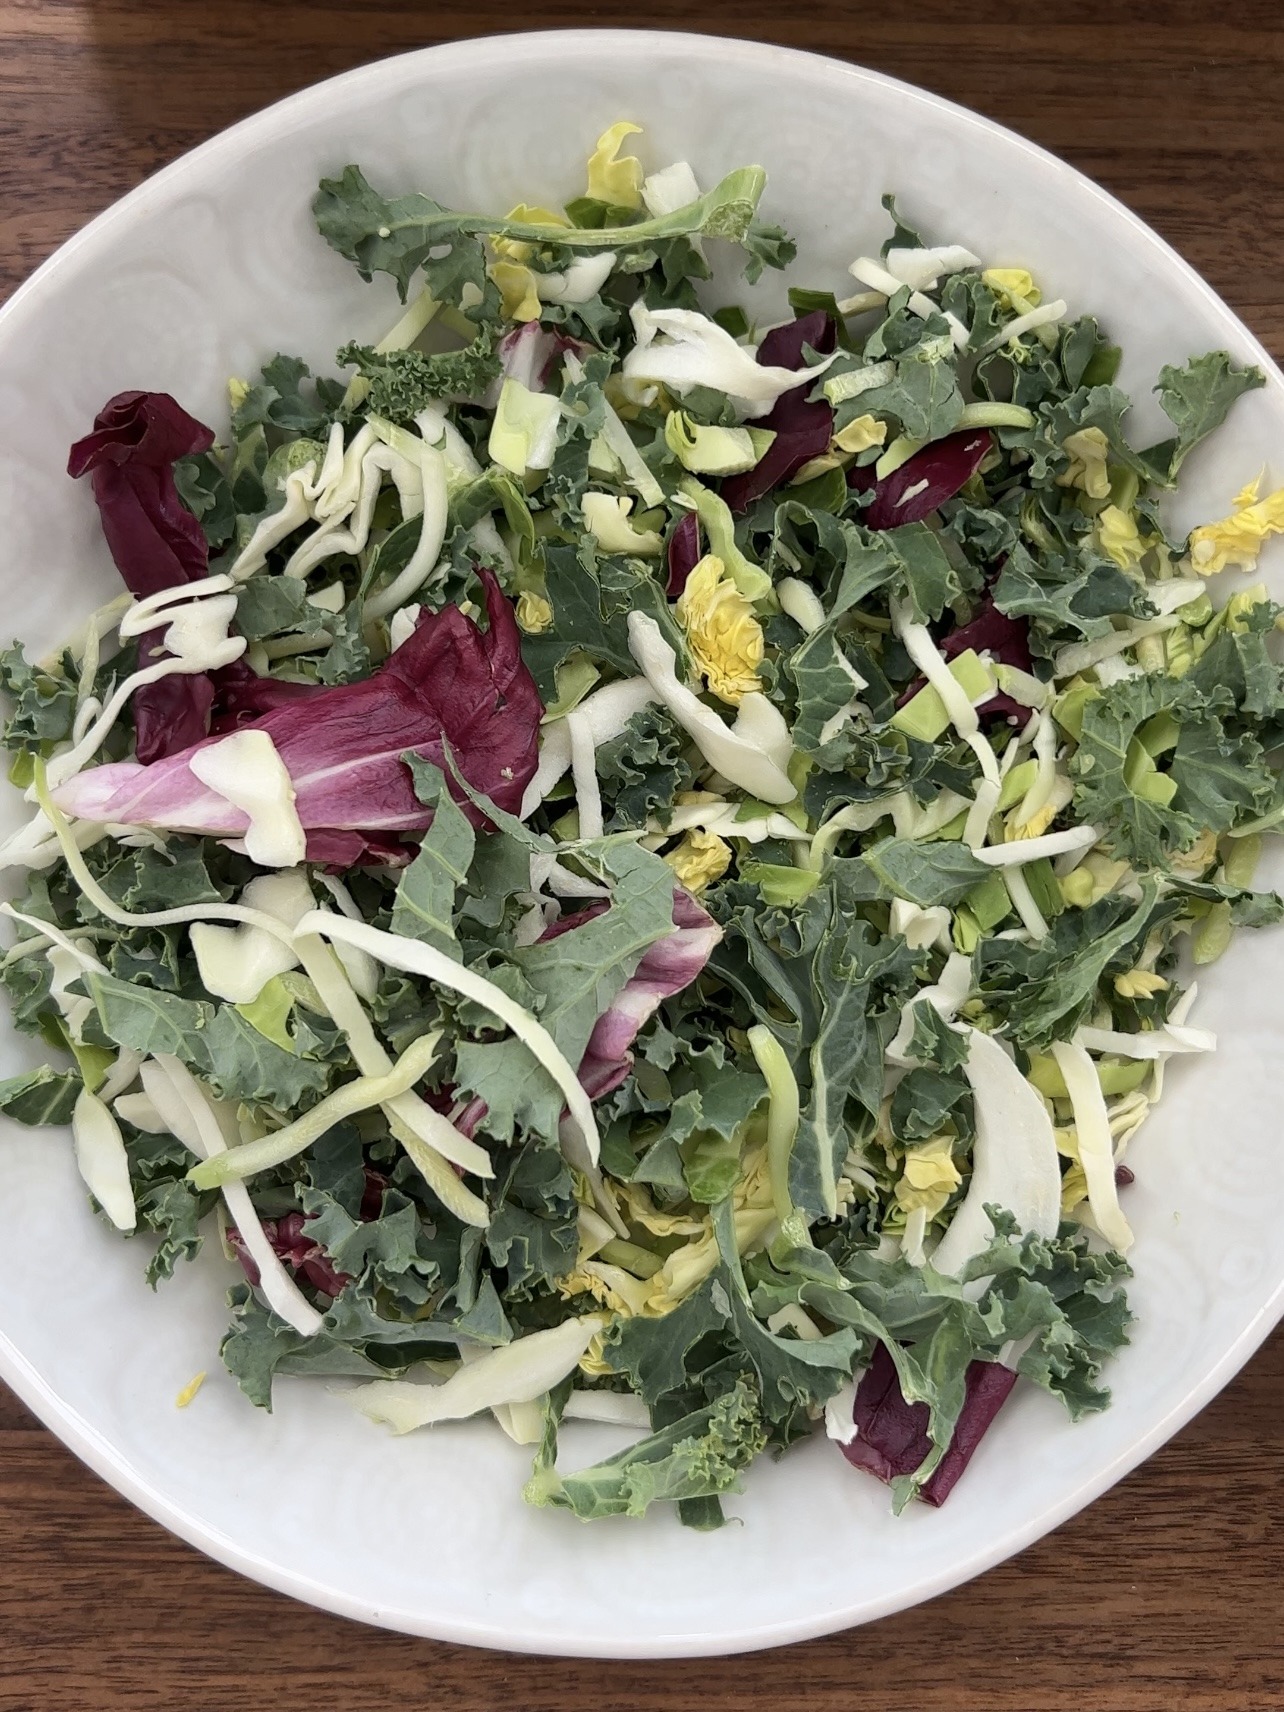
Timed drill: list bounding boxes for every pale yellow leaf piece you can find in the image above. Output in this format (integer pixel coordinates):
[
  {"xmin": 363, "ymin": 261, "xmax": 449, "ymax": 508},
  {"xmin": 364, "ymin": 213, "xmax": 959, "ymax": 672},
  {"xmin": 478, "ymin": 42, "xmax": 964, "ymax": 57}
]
[
  {"xmin": 491, "ymin": 203, "xmax": 570, "ymax": 265},
  {"xmin": 1096, "ymin": 504, "xmax": 1146, "ymax": 570},
  {"xmin": 1057, "ymin": 426, "xmax": 1112, "ymax": 499},
  {"xmin": 832, "ymin": 413, "xmax": 888, "ymax": 455},
  {"xmin": 175, "ymin": 1372, "xmax": 207, "ymax": 1409},
  {"xmin": 1189, "ymin": 474, "xmax": 1284, "ymax": 575},
  {"xmin": 586, "ymin": 121, "xmax": 645, "ymax": 209},
  {"xmin": 663, "ymin": 829, "xmax": 732, "ymax": 894},
  {"xmin": 675, "ymin": 553, "xmax": 765, "ymax": 705},
  {"xmin": 515, "ymin": 592, "xmax": 553, "ymax": 634},
  {"xmin": 982, "ymin": 267, "xmax": 1041, "ymax": 308},
  {"xmin": 893, "ymin": 1134, "xmax": 962, "ymax": 1218},
  {"xmin": 1114, "ymin": 969, "xmax": 1169, "ymax": 1000},
  {"xmin": 489, "ymin": 260, "xmax": 541, "ymax": 322}
]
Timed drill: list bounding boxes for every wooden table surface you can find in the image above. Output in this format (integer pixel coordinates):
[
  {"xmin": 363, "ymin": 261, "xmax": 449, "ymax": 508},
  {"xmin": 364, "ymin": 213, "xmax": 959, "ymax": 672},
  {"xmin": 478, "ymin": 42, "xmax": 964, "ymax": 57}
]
[{"xmin": 3, "ymin": 3, "xmax": 1284, "ymax": 1706}]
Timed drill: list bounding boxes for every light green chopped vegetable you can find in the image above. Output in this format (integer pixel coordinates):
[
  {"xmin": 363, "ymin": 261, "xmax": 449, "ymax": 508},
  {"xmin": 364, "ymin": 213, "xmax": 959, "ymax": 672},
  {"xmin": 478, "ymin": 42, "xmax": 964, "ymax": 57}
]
[
  {"xmin": 664, "ymin": 411, "xmax": 775, "ymax": 476},
  {"xmin": 890, "ymin": 650, "xmax": 996, "ymax": 742}
]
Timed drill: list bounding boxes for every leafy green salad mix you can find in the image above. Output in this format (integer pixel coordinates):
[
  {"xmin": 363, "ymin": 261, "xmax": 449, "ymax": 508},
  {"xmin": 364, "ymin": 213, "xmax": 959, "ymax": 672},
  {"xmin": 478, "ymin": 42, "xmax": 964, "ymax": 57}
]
[{"xmin": 2, "ymin": 121, "xmax": 1283, "ymax": 1525}]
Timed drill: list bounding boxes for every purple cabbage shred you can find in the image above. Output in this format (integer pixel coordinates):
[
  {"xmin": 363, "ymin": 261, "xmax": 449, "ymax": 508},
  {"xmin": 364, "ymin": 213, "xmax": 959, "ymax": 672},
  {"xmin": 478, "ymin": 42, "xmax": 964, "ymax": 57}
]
[{"xmin": 840, "ymin": 1342, "xmax": 1019, "ymax": 1506}]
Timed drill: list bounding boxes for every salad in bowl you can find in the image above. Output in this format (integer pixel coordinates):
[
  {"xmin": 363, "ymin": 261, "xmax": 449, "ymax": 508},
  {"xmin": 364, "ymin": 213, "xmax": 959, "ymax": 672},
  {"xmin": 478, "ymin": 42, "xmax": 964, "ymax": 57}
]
[{"xmin": 2, "ymin": 118, "xmax": 1282, "ymax": 1528}]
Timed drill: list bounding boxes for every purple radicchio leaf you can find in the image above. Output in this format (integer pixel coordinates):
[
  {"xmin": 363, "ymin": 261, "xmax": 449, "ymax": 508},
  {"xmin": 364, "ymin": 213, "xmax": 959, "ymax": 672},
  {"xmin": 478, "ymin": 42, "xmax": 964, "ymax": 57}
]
[
  {"xmin": 67, "ymin": 391, "xmax": 219, "ymax": 763},
  {"xmin": 937, "ymin": 597, "xmax": 1032, "ymax": 674},
  {"xmin": 720, "ymin": 311, "xmax": 838, "ymax": 514},
  {"xmin": 852, "ymin": 427, "xmax": 993, "ymax": 529},
  {"xmin": 209, "ymin": 668, "xmax": 413, "ymax": 869},
  {"xmin": 51, "ymin": 570, "xmax": 542, "ymax": 865},
  {"xmin": 755, "ymin": 311, "xmax": 838, "ymax": 373},
  {"xmin": 665, "ymin": 511, "xmax": 702, "ymax": 599},
  {"xmin": 572, "ymin": 887, "xmax": 722, "ymax": 1099},
  {"xmin": 229, "ymin": 1170, "xmax": 389, "ymax": 1299},
  {"xmin": 466, "ymin": 887, "xmax": 723, "ymax": 1134},
  {"xmin": 209, "ymin": 661, "xmax": 328, "ymax": 729},
  {"xmin": 207, "ymin": 674, "xmax": 423, "ymax": 867},
  {"xmin": 840, "ymin": 1341, "xmax": 1019, "ymax": 1506},
  {"xmin": 302, "ymin": 827, "xmax": 420, "ymax": 871},
  {"xmin": 479, "ymin": 321, "xmax": 588, "ymax": 406},
  {"xmin": 229, "ymin": 1210, "xmax": 349, "ymax": 1298},
  {"xmin": 452, "ymin": 1096, "xmax": 488, "ymax": 1142},
  {"xmin": 444, "ymin": 889, "xmax": 721, "ymax": 1140}
]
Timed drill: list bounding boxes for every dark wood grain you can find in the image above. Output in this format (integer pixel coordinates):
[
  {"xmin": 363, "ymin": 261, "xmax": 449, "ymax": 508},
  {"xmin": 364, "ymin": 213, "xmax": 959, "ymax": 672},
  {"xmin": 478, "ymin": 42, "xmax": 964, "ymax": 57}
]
[
  {"xmin": 3, "ymin": 2, "xmax": 1284, "ymax": 1705},
  {"xmin": 2, "ymin": 1342, "xmax": 1283, "ymax": 1712}
]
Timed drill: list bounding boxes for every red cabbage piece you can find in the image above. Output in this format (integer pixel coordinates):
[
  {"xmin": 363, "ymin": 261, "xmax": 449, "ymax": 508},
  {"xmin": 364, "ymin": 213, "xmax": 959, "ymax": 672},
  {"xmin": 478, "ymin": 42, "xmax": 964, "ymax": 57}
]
[
  {"xmin": 665, "ymin": 511, "xmax": 702, "ymax": 598},
  {"xmin": 840, "ymin": 1342, "xmax": 1018, "ymax": 1506},
  {"xmin": 720, "ymin": 311, "xmax": 837, "ymax": 514},
  {"xmin": 231, "ymin": 1170, "xmax": 389, "ymax": 1299},
  {"xmin": 230, "ymin": 1210, "xmax": 349, "ymax": 1298},
  {"xmin": 52, "ymin": 570, "xmax": 542, "ymax": 862},
  {"xmin": 67, "ymin": 391, "xmax": 219, "ymax": 763},
  {"xmin": 210, "ymin": 660, "xmax": 328, "ymax": 730},
  {"xmin": 460, "ymin": 889, "xmax": 722, "ymax": 1138},
  {"xmin": 574, "ymin": 888, "xmax": 722, "ymax": 1099},
  {"xmin": 854, "ymin": 427, "xmax": 994, "ymax": 530},
  {"xmin": 480, "ymin": 321, "xmax": 586, "ymax": 405}
]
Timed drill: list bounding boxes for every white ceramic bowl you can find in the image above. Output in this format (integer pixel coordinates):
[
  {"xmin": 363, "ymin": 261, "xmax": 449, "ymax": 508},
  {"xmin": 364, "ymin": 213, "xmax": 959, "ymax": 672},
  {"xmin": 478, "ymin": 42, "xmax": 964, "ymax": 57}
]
[{"xmin": 2, "ymin": 29, "xmax": 1283, "ymax": 1659}]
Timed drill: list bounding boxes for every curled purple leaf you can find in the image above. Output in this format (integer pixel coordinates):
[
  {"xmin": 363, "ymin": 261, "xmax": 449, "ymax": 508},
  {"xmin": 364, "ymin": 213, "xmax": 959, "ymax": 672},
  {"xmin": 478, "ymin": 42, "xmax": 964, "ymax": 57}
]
[
  {"xmin": 665, "ymin": 511, "xmax": 702, "ymax": 598},
  {"xmin": 67, "ymin": 391, "xmax": 219, "ymax": 762},
  {"xmin": 67, "ymin": 391, "xmax": 215, "ymax": 593},
  {"xmin": 840, "ymin": 1342, "xmax": 1018, "ymax": 1506},
  {"xmin": 720, "ymin": 312, "xmax": 838, "ymax": 514},
  {"xmin": 574, "ymin": 888, "xmax": 721, "ymax": 1097},
  {"xmin": 854, "ymin": 427, "xmax": 993, "ymax": 530}
]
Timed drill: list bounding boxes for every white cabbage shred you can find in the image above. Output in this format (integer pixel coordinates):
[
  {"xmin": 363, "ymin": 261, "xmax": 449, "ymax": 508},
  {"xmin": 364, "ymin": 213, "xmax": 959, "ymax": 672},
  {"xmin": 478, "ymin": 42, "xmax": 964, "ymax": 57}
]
[
  {"xmin": 348, "ymin": 1315, "xmax": 606, "ymax": 1433},
  {"xmin": 931, "ymin": 1029, "xmax": 1062, "ymax": 1277}
]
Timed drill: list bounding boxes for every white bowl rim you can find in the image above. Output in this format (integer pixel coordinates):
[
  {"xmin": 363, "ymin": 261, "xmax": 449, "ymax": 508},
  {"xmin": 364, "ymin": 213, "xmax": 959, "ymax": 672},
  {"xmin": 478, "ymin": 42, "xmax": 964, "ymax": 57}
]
[{"xmin": 2, "ymin": 27, "xmax": 1282, "ymax": 1657}]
